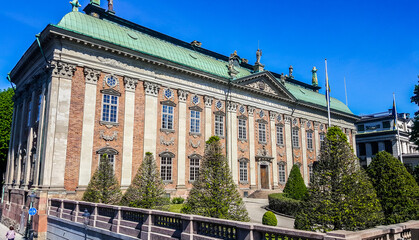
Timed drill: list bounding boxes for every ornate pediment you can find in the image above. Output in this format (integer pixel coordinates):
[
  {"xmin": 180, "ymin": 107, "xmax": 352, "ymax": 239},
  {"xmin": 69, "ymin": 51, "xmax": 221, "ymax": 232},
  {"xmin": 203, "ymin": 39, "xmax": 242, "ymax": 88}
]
[{"xmin": 233, "ymin": 72, "xmax": 295, "ymax": 101}]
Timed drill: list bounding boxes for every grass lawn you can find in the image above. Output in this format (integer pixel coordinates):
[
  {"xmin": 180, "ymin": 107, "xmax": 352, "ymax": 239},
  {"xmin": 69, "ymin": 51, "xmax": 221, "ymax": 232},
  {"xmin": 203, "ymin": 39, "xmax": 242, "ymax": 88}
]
[{"xmin": 168, "ymin": 204, "xmax": 183, "ymax": 213}]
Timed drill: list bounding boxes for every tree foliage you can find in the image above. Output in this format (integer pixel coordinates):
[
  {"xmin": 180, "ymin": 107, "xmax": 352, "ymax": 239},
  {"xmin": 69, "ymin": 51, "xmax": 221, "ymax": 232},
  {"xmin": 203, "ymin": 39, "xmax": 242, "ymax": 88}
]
[
  {"xmin": 120, "ymin": 152, "xmax": 168, "ymax": 209},
  {"xmin": 367, "ymin": 151, "xmax": 419, "ymax": 224},
  {"xmin": 82, "ymin": 154, "xmax": 122, "ymax": 204},
  {"xmin": 181, "ymin": 136, "xmax": 250, "ymax": 221},
  {"xmin": 283, "ymin": 164, "xmax": 307, "ymax": 200},
  {"xmin": 410, "ymin": 76, "xmax": 419, "ymax": 146},
  {"xmin": 295, "ymin": 127, "xmax": 383, "ymax": 232},
  {"xmin": 262, "ymin": 211, "xmax": 277, "ymax": 226},
  {"xmin": 0, "ymin": 88, "xmax": 14, "ymax": 183}
]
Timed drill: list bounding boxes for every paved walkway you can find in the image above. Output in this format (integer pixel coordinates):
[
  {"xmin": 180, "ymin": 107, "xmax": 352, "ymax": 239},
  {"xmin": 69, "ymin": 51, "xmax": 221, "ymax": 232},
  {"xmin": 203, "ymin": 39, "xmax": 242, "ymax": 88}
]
[
  {"xmin": 0, "ymin": 222, "xmax": 23, "ymax": 240},
  {"xmin": 243, "ymin": 198, "xmax": 294, "ymax": 229}
]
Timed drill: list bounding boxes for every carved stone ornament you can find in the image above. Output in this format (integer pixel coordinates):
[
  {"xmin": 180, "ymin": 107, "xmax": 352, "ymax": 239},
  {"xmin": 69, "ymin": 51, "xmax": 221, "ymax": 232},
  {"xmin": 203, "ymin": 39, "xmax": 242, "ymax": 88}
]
[
  {"xmin": 293, "ymin": 118, "xmax": 298, "ymax": 126},
  {"xmin": 248, "ymin": 106, "xmax": 255, "ymax": 116},
  {"xmin": 190, "ymin": 140, "xmax": 201, "ymax": 148},
  {"xmin": 351, "ymin": 129, "xmax": 357, "ymax": 135},
  {"xmin": 300, "ymin": 119, "xmax": 307, "ymax": 126},
  {"xmin": 278, "ymin": 152, "xmax": 284, "ymax": 157},
  {"xmin": 83, "ymin": 68, "xmax": 100, "ymax": 84},
  {"xmin": 51, "ymin": 61, "xmax": 77, "ymax": 79},
  {"xmin": 178, "ymin": 90, "xmax": 188, "ymax": 102},
  {"xmin": 144, "ymin": 81, "xmax": 159, "ymax": 96},
  {"xmin": 257, "ymin": 146, "xmax": 270, "ymax": 157},
  {"xmin": 227, "ymin": 102, "xmax": 238, "ymax": 112},
  {"xmin": 284, "ymin": 115, "xmax": 292, "ymax": 123},
  {"xmin": 314, "ymin": 122, "xmax": 320, "ymax": 130},
  {"xmin": 270, "ymin": 112, "xmax": 277, "ymax": 121},
  {"xmin": 124, "ymin": 77, "xmax": 139, "ymax": 92},
  {"xmin": 239, "ymin": 146, "xmax": 247, "ymax": 153},
  {"xmin": 204, "ymin": 96, "xmax": 213, "ymax": 107},
  {"xmin": 247, "ymin": 80, "xmax": 276, "ymax": 95},
  {"xmin": 160, "ymin": 136, "xmax": 175, "ymax": 146},
  {"xmin": 99, "ymin": 130, "xmax": 118, "ymax": 141}
]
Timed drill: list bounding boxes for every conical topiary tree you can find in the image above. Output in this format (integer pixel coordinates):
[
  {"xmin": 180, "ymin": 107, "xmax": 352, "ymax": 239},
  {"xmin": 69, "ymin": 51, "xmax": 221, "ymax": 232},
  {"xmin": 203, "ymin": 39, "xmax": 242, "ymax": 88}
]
[
  {"xmin": 283, "ymin": 164, "xmax": 307, "ymax": 200},
  {"xmin": 82, "ymin": 154, "xmax": 122, "ymax": 204},
  {"xmin": 181, "ymin": 136, "xmax": 250, "ymax": 222},
  {"xmin": 294, "ymin": 127, "xmax": 383, "ymax": 232},
  {"xmin": 120, "ymin": 152, "xmax": 169, "ymax": 209},
  {"xmin": 367, "ymin": 151, "xmax": 419, "ymax": 224}
]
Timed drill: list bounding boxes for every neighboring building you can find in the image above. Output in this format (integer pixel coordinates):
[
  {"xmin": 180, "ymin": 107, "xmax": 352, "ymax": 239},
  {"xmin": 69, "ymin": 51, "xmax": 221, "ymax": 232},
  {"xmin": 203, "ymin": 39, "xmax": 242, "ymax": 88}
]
[
  {"xmin": 355, "ymin": 110, "xmax": 419, "ymax": 168},
  {"xmin": 2, "ymin": 1, "xmax": 357, "ymax": 236}
]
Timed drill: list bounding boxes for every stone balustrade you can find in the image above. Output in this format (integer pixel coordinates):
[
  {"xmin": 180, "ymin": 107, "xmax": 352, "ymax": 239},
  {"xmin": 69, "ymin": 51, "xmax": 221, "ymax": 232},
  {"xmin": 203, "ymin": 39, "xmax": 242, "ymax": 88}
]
[{"xmin": 48, "ymin": 198, "xmax": 419, "ymax": 240}]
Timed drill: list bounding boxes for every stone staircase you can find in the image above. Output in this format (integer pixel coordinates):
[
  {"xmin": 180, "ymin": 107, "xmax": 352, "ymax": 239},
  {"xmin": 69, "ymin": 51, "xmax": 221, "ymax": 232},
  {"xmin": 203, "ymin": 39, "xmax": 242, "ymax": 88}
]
[{"xmin": 247, "ymin": 190, "xmax": 279, "ymax": 199}]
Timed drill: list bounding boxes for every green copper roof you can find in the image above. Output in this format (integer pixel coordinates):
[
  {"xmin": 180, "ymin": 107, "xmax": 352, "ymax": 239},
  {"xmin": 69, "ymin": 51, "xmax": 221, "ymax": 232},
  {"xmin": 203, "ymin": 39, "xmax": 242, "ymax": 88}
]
[
  {"xmin": 284, "ymin": 82, "xmax": 353, "ymax": 115},
  {"xmin": 55, "ymin": 12, "xmax": 252, "ymax": 79}
]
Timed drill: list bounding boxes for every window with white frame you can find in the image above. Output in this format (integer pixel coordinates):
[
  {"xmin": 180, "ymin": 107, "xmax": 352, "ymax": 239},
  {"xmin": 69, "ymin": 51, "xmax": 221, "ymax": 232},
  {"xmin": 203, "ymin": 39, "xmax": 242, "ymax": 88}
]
[
  {"xmin": 102, "ymin": 94, "xmax": 118, "ymax": 123},
  {"xmin": 239, "ymin": 161, "xmax": 248, "ymax": 182},
  {"xmin": 162, "ymin": 105, "xmax": 174, "ymax": 130},
  {"xmin": 189, "ymin": 158, "xmax": 200, "ymax": 181},
  {"xmin": 160, "ymin": 157, "xmax": 172, "ymax": 181},
  {"xmin": 320, "ymin": 133, "xmax": 325, "ymax": 148},
  {"xmin": 292, "ymin": 128, "xmax": 299, "ymax": 147},
  {"xmin": 259, "ymin": 123, "xmax": 266, "ymax": 143},
  {"xmin": 309, "ymin": 164, "xmax": 314, "ymax": 183},
  {"xmin": 238, "ymin": 119, "xmax": 247, "ymax": 139},
  {"xmin": 190, "ymin": 110, "xmax": 200, "ymax": 133},
  {"xmin": 100, "ymin": 154, "xmax": 115, "ymax": 172},
  {"xmin": 215, "ymin": 115, "xmax": 224, "ymax": 136},
  {"xmin": 276, "ymin": 126, "xmax": 284, "ymax": 145},
  {"xmin": 307, "ymin": 132, "xmax": 313, "ymax": 149},
  {"xmin": 278, "ymin": 164, "xmax": 286, "ymax": 184}
]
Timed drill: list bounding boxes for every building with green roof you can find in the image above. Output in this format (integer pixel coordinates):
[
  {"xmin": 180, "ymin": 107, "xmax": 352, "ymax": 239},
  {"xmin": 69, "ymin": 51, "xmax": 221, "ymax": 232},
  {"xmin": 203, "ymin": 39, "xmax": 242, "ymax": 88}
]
[{"xmin": 3, "ymin": 1, "xmax": 358, "ymax": 236}]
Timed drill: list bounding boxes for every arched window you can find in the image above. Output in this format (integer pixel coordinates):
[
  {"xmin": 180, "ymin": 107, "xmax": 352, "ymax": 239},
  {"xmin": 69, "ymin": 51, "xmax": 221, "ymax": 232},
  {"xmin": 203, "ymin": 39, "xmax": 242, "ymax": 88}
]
[{"xmin": 96, "ymin": 147, "xmax": 119, "ymax": 171}]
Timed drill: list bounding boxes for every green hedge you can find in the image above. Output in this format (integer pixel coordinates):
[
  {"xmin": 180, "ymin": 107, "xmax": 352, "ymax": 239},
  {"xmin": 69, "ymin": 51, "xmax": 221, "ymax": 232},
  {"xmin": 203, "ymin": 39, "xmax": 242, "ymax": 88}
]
[{"xmin": 268, "ymin": 193, "xmax": 302, "ymax": 217}]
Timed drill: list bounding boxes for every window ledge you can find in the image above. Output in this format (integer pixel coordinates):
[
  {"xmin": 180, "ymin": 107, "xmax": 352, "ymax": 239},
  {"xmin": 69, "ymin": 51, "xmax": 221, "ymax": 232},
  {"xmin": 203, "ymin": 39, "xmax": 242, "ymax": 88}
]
[
  {"xmin": 239, "ymin": 181, "xmax": 249, "ymax": 184},
  {"xmin": 189, "ymin": 132, "xmax": 201, "ymax": 137},
  {"xmin": 163, "ymin": 180, "xmax": 173, "ymax": 184},
  {"xmin": 258, "ymin": 141, "xmax": 267, "ymax": 145},
  {"xmin": 238, "ymin": 138, "xmax": 248, "ymax": 142},
  {"xmin": 100, "ymin": 121, "xmax": 119, "ymax": 126},
  {"xmin": 276, "ymin": 143, "xmax": 285, "ymax": 147},
  {"xmin": 188, "ymin": 180, "xmax": 196, "ymax": 184},
  {"xmin": 160, "ymin": 128, "xmax": 175, "ymax": 134},
  {"xmin": 215, "ymin": 135, "xmax": 225, "ymax": 139},
  {"xmin": 293, "ymin": 146, "xmax": 301, "ymax": 149}
]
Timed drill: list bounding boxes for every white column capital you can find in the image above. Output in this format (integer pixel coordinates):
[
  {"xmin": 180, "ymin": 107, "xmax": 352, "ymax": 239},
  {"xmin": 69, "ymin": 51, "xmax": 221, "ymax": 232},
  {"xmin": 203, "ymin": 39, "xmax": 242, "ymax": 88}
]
[
  {"xmin": 204, "ymin": 96, "xmax": 213, "ymax": 107},
  {"xmin": 248, "ymin": 106, "xmax": 256, "ymax": 116},
  {"xmin": 178, "ymin": 90, "xmax": 188, "ymax": 102},
  {"xmin": 84, "ymin": 67, "xmax": 101, "ymax": 85},
  {"xmin": 270, "ymin": 112, "xmax": 278, "ymax": 121},
  {"xmin": 144, "ymin": 81, "xmax": 160, "ymax": 96},
  {"xmin": 284, "ymin": 115, "xmax": 292, "ymax": 123},
  {"xmin": 51, "ymin": 60, "xmax": 77, "ymax": 79},
  {"xmin": 123, "ymin": 77, "xmax": 139, "ymax": 92},
  {"xmin": 300, "ymin": 119, "xmax": 308, "ymax": 126},
  {"xmin": 227, "ymin": 102, "xmax": 238, "ymax": 112}
]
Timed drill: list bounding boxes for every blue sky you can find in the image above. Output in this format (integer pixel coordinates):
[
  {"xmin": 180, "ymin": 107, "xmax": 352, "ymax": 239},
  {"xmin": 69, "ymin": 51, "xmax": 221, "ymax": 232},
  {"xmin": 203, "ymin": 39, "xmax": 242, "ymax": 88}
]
[{"xmin": 1, "ymin": 0, "xmax": 418, "ymax": 116}]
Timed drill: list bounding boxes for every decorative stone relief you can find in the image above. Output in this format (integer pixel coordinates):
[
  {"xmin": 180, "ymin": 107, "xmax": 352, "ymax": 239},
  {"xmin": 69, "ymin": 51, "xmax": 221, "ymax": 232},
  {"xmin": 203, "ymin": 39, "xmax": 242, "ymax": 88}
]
[
  {"xmin": 99, "ymin": 130, "xmax": 118, "ymax": 141},
  {"xmin": 204, "ymin": 96, "xmax": 213, "ymax": 107},
  {"xmin": 270, "ymin": 112, "xmax": 277, "ymax": 121},
  {"xmin": 239, "ymin": 146, "xmax": 247, "ymax": 153},
  {"xmin": 248, "ymin": 106, "xmax": 255, "ymax": 116},
  {"xmin": 314, "ymin": 122, "xmax": 320, "ymax": 130},
  {"xmin": 257, "ymin": 146, "xmax": 270, "ymax": 157},
  {"xmin": 178, "ymin": 90, "xmax": 188, "ymax": 102},
  {"xmin": 190, "ymin": 140, "xmax": 201, "ymax": 148},
  {"xmin": 278, "ymin": 152, "xmax": 284, "ymax": 157},
  {"xmin": 246, "ymin": 80, "xmax": 276, "ymax": 95},
  {"xmin": 306, "ymin": 121, "xmax": 312, "ymax": 129},
  {"xmin": 284, "ymin": 115, "xmax": 292, "ymax": 123},
  {"xmin": 293, "ymin": 118, "xmax": 298, "ymax": 126},
  {"xmin": 84, "ymin": 67, "xmax": 100, "ymax": 84},
  {"xmin": 160, "ymin": 136, "xmax": 175, "ymax": 146},
  {"xmin": 124, "ymin": 77, "xmax": 138, "ymax": 92},
  {"xmin": 227, "ymin": 102, "xmax": 238, "ymax": 112},
  {"xmin": 51, "ymin": 61, "xmax": 77, "ymax": 79},
  {"xmin": 144, "ymin": 81, "xmax": 159, "ymax": 96}
]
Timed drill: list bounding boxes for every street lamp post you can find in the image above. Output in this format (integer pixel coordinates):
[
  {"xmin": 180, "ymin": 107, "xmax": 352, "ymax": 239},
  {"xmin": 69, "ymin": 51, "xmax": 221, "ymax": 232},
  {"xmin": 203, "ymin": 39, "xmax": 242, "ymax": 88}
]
[
  {"xmin": 24, "ymin": 191, "xmax": 37, "ymax": 239},
  {"xmin": 82, "ymin": 209, "xmax": 91, "ymax": 240}
]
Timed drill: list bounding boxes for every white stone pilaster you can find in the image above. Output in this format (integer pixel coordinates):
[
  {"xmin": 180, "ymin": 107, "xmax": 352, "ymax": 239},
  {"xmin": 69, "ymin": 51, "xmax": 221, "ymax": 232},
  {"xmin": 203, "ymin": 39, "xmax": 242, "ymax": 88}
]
[
  {"xmin": 33, "ymin": 82, "xmax": 47, "ymax": 186},
  {"xmin": 24, "ymin": 91, "xmax": 36, "ymax": 186},
  {"xmin": 284, "ymin": 116, "xmax": 293, "ymax": 175},
  {"xmin": 143, "ymin": 82, "xmax": 159, "ymax": 155},
  {"xmin": 121, "ymin": 77, "xmax": 138, "ymax": 187},
  {"xmin": 177, "ymin": 90, "xmax": 188, "ymax": 188},
  {"xmin": 6, "ymin": 104, "xmax": 18, "ymax": 184},
  {"xmin": 227, "ymin": 102, "xmax": 238, "ymax": 183},
  {"xmin": 248, "ymin": 107, "xmax": 256, "ymax": 188},
  {"xmin": 301, "ymin": 119, "xmax": 308, "ymax": 185},
  {"xmin": 204, "ymin": 96, "xmax": 213, "ymax": 141},
  {"xmin": 270, "ymin": 112, "xmax": 278, "ymax": 188},
  {"xmin": 78, "ymin": 68, "xmax": 100, "ymax": 188},
  {"xmin": 16, "ymin": 97, "xmax": 28, "ymax": 185},
  {"xmin": 314, "ymin": 122, "xmax": 320, "ymax": 159}
]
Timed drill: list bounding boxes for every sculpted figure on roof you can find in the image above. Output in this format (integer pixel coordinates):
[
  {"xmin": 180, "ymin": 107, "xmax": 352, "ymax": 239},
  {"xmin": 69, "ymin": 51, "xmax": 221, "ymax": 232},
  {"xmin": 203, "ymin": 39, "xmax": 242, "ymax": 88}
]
[
  {"xmin": 70, "ymin": 0, "xmax": 81, "ymax": 12},
  {"xmin": 256, "ymin": 49, "xmax": 262, "ymax": 64}
]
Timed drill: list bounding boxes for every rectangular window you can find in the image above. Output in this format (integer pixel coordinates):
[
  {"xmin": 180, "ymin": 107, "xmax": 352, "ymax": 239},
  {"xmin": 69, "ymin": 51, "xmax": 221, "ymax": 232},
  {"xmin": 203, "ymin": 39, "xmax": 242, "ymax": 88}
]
[
  {"xmin": 27, "ymin": 101, "xmax": 32, "ymax": 127},
  {"xmin": 239, "ymin": 161, "xmax": 248, "ymax": 182},
  {"xmin": 259, "ymin": 123, "xmax": 266, "ymax": 143},
  {"xmin": 307, "ymin": 132, "xmax": 313, "ymax": 149},
  {"xmin": 320, "ymin": 134, "xmax": 325, "ymax": 148},
  {"xmin": 102, "ymin": 94, "xmax": 118, "ymax": 123},
  {"xmin": 292, "ymin": 128, "xmax": 299, "ymax": 147},
  {"xmin": 189, "ymin": 158, "xmax": 200, "ymax": 181},
  {"xmin": 238, "ymin": 119, "xmax": 247, "ymax": 139},
  {"xmin": 358, "ymin": 143, "xmax": 366, "ymax": 155},
  {"xmin": 162, "ymin": 105, "xmax": 174, "ymax": 130},
  {"xmin": 276, "ymin": 126, "xmax": 284, "ymax": 145},
  {"xmin": 161, "ymin": 157, "xmax": 172, "ymax": 181},
  {"xmin": 383, "ymin": 121, "xmax": 390, "ymax": 129},
  {"xmin": 100, "ymin": 154, "xmax": 115, "ymax": 172},
  {"xmin": 357, "ymin": 124, "xmax": 365, "ymax": 131},
  {"xmin": 215, "ymin": 115, "xmax": 224, "ymax": 136},
  {"xmin": 309, "ymin": 164, "xmax": 314, "ymax": 183},
  {"xmin": 278, "ymin": 165, "xmax": 286, "ymax": 184},
  {"xmin": 190, "ymin": 110, "xmax": 200, "ymax": 133}
]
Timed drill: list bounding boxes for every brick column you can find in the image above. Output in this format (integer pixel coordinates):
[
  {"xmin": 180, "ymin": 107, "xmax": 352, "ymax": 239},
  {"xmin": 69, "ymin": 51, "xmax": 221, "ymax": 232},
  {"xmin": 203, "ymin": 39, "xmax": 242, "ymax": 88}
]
[
  {"xmin": 143, "ymin": 82, "xmax": 159, "ymax": 155},
  {"xmin": 78, "ymin": 67, "xmax": 100, "ymax": 189},
  {"xmin": 177, "ymin": 90, "xmax": 188, "ymax": 189},
  {"xmin": 121, "ymin": 77, "xmax": 138, "ymax": 187},
  {"xmin": 248, "ymin": 107, "xmax": 256, "ymax": 189}
]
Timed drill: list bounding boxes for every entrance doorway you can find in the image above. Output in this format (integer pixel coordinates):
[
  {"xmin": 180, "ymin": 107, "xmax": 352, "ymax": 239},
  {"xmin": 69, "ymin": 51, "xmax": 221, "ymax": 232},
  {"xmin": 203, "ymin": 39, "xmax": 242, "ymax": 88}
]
[{"xmin": 260, "ymin": 165, "xmax": 269, "ymax": 189}]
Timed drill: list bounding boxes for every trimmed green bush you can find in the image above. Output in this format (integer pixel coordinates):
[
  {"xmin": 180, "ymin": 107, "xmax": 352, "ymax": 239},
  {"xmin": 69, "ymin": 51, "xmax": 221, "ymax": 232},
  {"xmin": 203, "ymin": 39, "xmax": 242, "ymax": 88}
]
[
  {"xmin": 171, "ymin": 197, "xmax": 185, "ymax": 204},
  {"xmin": 268, "ymin": 193, "xmax": 301, "ymax": 217},
  {"xmin": 262, "ymin": 211, "xmax": 277, "ymax": 226},
  {"xmin": 82, "ymin": 154, "xmax": 122, "ymax": 204},
  {"xmin": 295, "ymin": 127, "xmax": 383, "ymax": 232},
  {"xmin": 367, "ymin": 151, "xmax": 419, "ymax": 224},
  {"xmin": 181, "ymin": 136, "xmax": 250, "ymax": 222},
  {"xmin": 120, "ymin": 152, "xmax": 169, "ymax": 209},
  {"xmin": 283, "ymin": 164, "xmax": 307, "ymax": 200}
]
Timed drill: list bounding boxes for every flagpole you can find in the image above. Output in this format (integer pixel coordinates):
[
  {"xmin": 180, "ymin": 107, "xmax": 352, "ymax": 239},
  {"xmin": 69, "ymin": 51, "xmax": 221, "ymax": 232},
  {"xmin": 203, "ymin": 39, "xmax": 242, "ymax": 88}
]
[
  {"xmin": 393, "ymin": 93, "xmax": 403, "ymax": 163},
  {"xmin": 344, "ymin": 77, "xmax": 348, "ymax": 106},
  {"xmin": 325, "ymin": 59, "xmax": 331, "ymax": 127}
]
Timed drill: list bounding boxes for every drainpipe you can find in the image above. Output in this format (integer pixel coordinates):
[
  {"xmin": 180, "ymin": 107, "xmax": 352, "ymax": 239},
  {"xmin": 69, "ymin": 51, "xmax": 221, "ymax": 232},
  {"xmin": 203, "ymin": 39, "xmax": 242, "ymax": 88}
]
[{"xmin": 35, "ymin": 34, "xmax": 49, "ymax": 65}]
